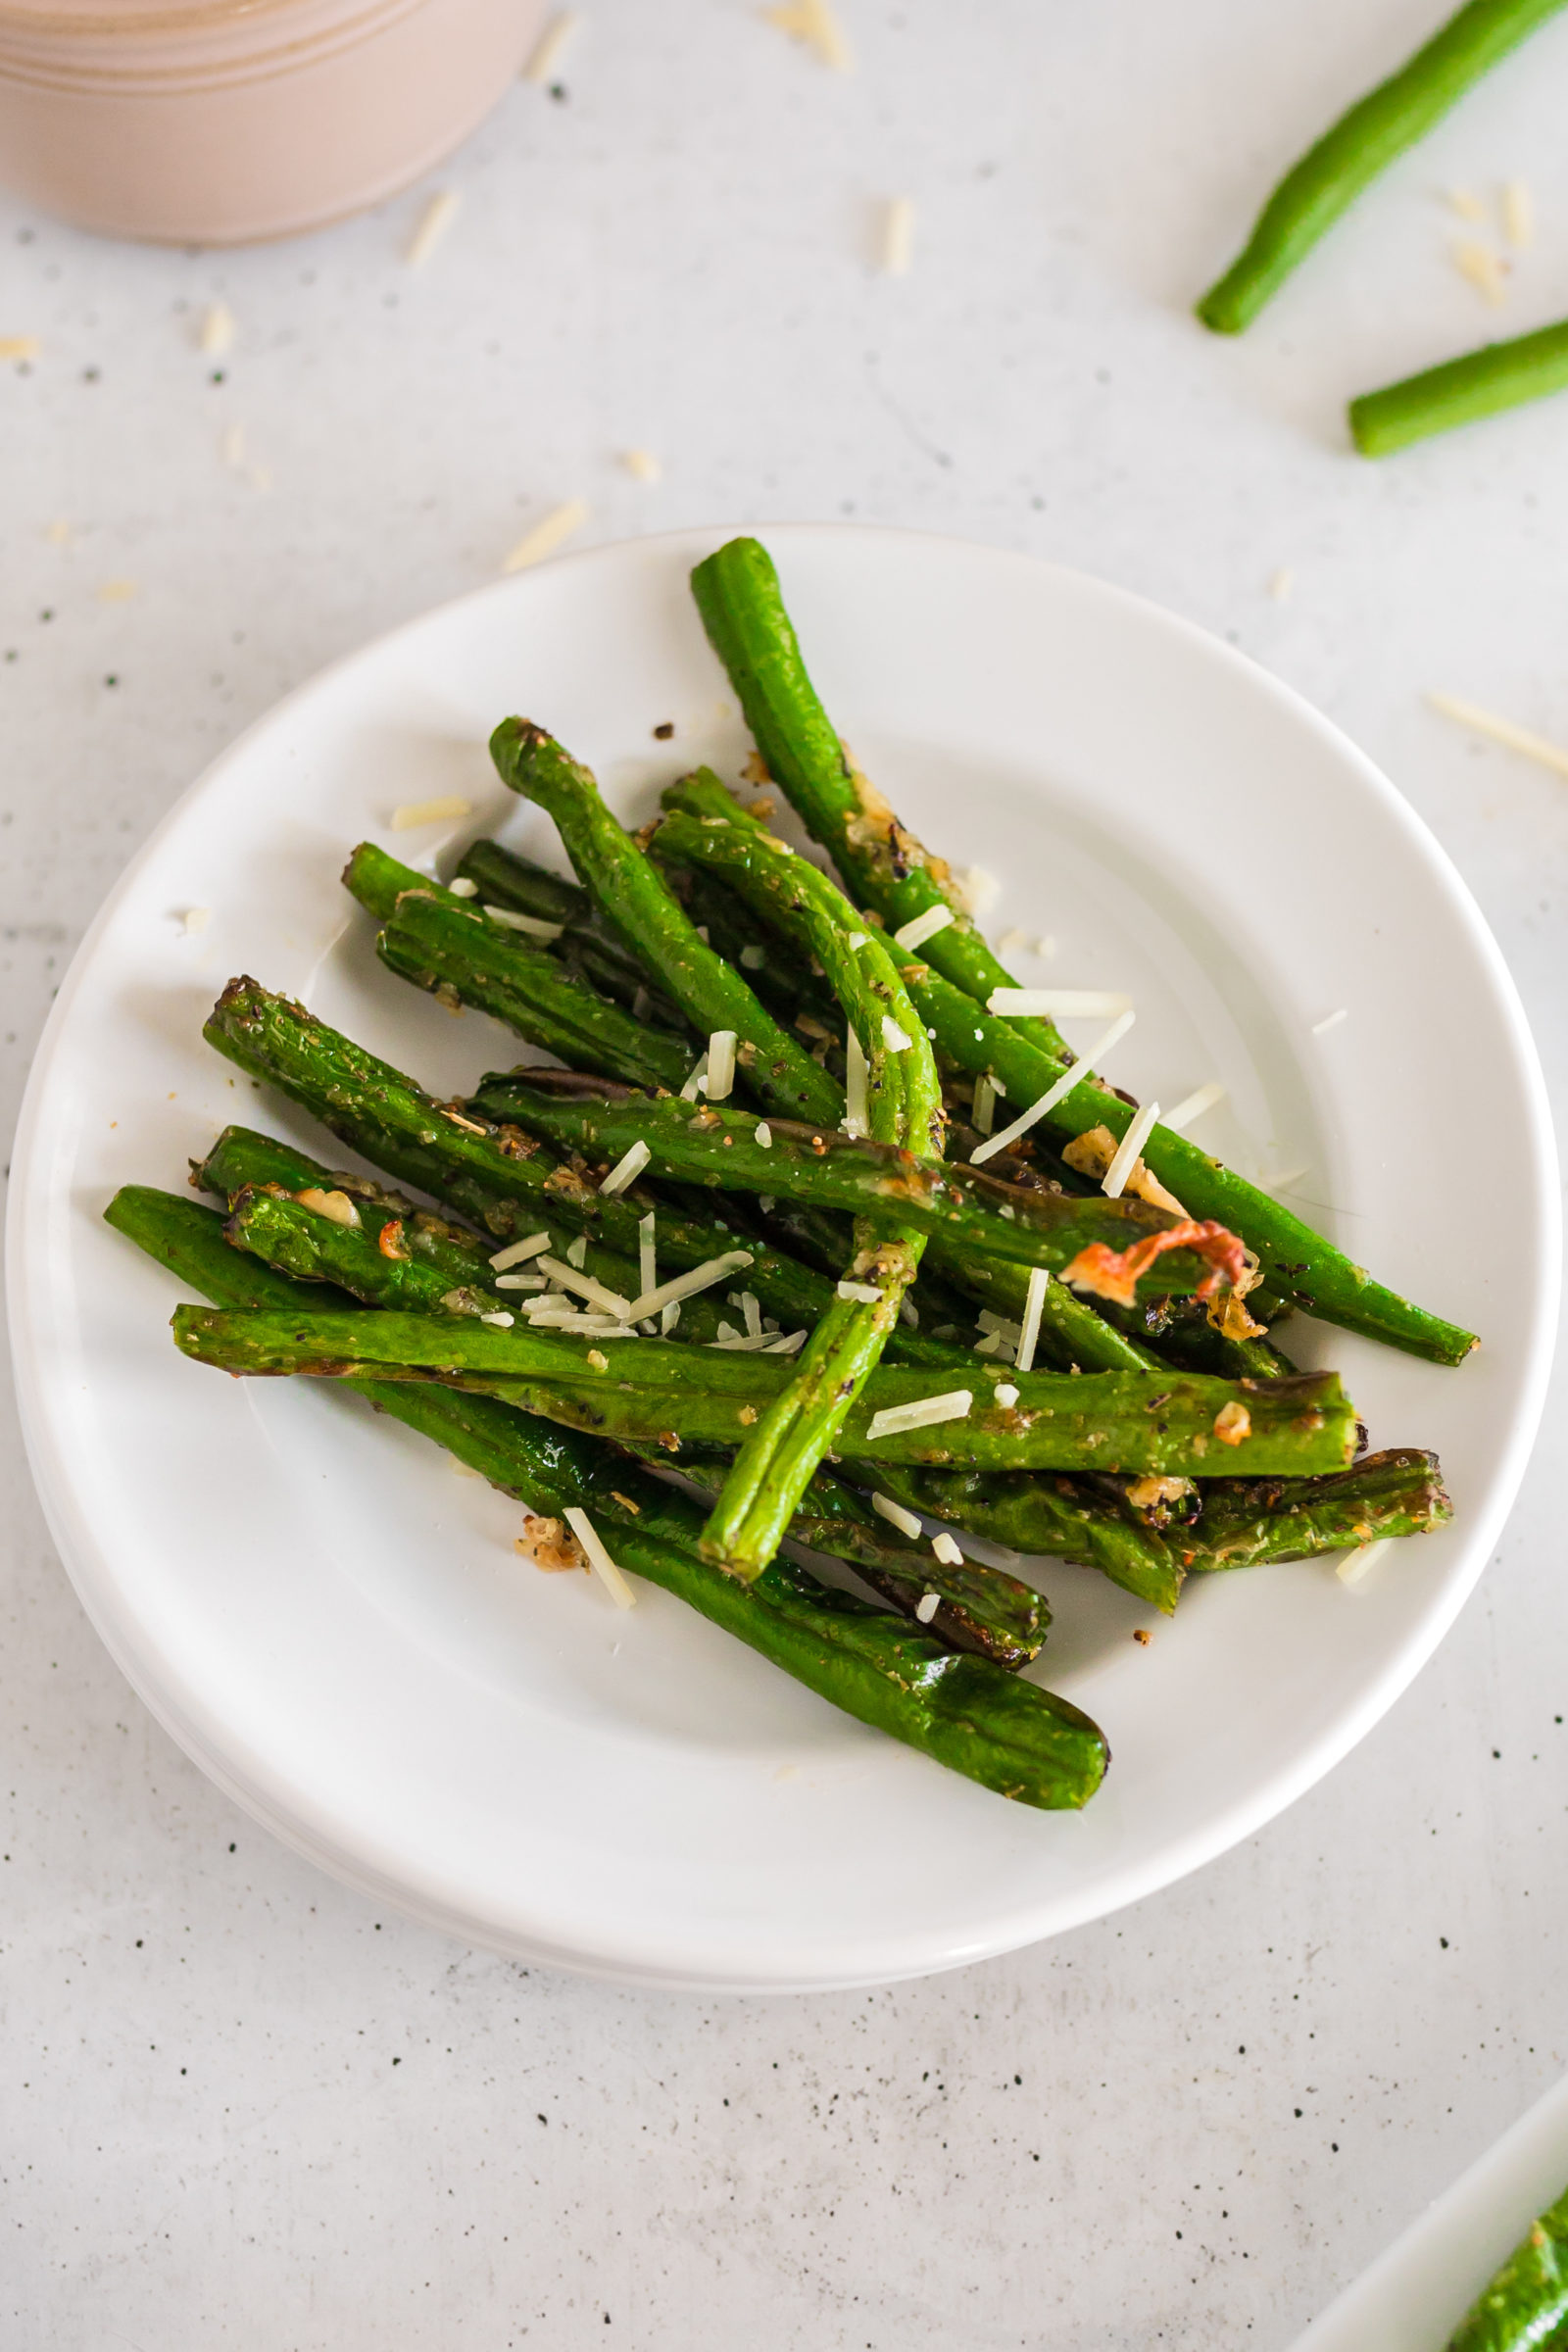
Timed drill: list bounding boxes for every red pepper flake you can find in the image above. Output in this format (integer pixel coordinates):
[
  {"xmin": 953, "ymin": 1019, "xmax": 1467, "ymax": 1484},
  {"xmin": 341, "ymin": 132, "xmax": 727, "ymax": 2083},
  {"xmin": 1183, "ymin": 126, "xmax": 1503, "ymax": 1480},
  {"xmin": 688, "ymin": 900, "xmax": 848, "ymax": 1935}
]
[
  {"xmin": 1061, "ymin": 1219, "xmax": 1250, "ymax": 1308},
  {"xmin": 377, "ymin": 1217, "xmax": 411, "ymax": 1260}
]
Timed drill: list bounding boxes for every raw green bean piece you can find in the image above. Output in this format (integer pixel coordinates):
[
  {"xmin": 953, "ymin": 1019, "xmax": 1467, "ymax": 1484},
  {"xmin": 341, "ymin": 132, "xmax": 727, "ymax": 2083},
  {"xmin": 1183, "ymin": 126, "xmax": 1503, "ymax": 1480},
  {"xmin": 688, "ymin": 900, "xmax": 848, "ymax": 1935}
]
[
  {"xmin": 342, "ymin": 842, "xmax": 692, "ymax": 1092},
  {"xmin": 201, "ymin": 978, "xmax": 832, "ymax": 1337},
  {"xmin": 467, "ymin": 1073, "xmax": 1247, "ymax": 1300},
  {"xmin": 1181, "ymin": 1448, "xmax": 1452, "ymax": 1570},
  {"xmin": 110, "ymin": 1186, "xmax": 1106, "ymax": 1807},
  {"xmin": 1350, "ymin": 318, "xmax": 1568, "ymax": 455},
  {"xmin": 170, "ymin": 1307, "xmax": 1359, "ymax": 1478},
  {"xmin": 452, "ymin": 837, "xmax": 689, "ymax": 1028},
  {"xmin": 685, "ymin": 539, "xmax": 1477, "ymax": 1367},
  {"xmin": 1442, "ymin": 2177, "xmax": 1568, "ymax": 2351},
  {"xmin": 857, "ymin": 1463, "xmax": 1186, "ymax": 1615},
  {"xmin": 1197, "ymin": 0, "xmax": 1568, "ymax": 334},
  {"xmin": 489, "ymin": 717, "xmax": 840, "ymax": 1124},
  {"xmin": 689, "ymin": 536, "xmax": 1069, "ymax": 1059}
]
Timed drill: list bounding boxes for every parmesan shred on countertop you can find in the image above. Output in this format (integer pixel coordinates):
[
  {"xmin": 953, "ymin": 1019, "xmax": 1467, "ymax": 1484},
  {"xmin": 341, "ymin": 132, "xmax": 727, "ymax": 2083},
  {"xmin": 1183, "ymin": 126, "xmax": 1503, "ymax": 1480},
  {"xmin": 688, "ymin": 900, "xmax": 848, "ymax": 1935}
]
[
  {"xmin": 503, "ymin": 500, "xmax": 589, "ymax": 573},
  {"xmin": 764, "ymin": 0, "xmax": 853, "ymax": 71}
]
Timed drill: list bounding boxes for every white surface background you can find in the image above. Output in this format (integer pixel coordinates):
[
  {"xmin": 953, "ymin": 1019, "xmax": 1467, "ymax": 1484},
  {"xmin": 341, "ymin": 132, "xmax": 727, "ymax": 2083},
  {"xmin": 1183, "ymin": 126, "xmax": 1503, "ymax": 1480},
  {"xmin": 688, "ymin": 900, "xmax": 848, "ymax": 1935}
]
[{"xmin": 3, "ymin": 0, "xmax": 1568, "ymax": 2342}]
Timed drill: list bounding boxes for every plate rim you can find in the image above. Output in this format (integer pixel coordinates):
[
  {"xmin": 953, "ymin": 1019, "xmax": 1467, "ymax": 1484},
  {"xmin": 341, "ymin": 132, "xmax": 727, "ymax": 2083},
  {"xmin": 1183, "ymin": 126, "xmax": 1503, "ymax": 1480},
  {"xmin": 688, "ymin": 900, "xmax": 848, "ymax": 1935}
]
[{"xmin": 7, "ymin": 519, "xmax": 1558, "ymax": 1991}]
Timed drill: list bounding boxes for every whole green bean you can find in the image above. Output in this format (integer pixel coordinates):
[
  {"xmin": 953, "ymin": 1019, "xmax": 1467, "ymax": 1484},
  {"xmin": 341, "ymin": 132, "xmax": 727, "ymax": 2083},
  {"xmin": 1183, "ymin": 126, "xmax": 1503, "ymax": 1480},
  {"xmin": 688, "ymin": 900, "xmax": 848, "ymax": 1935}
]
[
  {"xmin": 108, "ymin": 1186, "xmax": 1104, "ymax": 1806},
  {"xmin": 1350, "ymin": 318, "xmax": 1568, "ymax": 455},
  {"xmin": 1180, "ymin": 1447, "xmax": 1452, "ymax": 1569},
  {"xmin": 1197, "ymin": 0, "xmax": 1568, "ymax": 334}
]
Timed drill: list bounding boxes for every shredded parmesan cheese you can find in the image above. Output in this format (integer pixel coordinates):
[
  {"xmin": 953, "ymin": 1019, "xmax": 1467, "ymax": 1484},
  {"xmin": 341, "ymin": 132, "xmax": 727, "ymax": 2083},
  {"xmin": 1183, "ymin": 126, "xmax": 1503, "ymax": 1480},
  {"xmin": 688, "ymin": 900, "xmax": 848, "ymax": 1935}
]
[
  {"xmin": 447, "ymin": 875, "xmax": 479, "ymax": 898},
  {"xmin": 479, "ymin": 1310, "xmax": 514, "ymax": 1328},
  {"xmin": 182, "ymin": 906, "xmax": 211, "ymax": 935},
  {"xmin": 987, "ymin": 988, "xmax": 1131, "ymax": 1019},
  {"xmin": 199, "ymin": 301, "xmax": 236, "ymax": 357},
  {"xmin": 754, "ymin": 1121, "xmax": 773, "ymax": 1150},
  {"xmin": 523, "ymin": 8, "xmax": 577, "ymax": 80},
  {"xmin": 993, "ymin": 1382, "xmax": 1020, "ymax": 1409},
  {"xmin": 914, "ymin": 1592, "xmax": 941, "ymax": 1623},
  {"xmin": 1504, "ymin": 178, "xmax": 1534, "ymax": 246},
  {"xmin": 764, "ymin": 1329, "xmax": 808, "ymax": 1354},
  {"xmin": 1014, "ymin": 1267, "xmax": 1049, "ymax": 1373},
  {"xmin": 680, "ymin": 1052, "xmax": 710, "ymax": 1102},
  {"xmin": 970, "ymin": 1007, "xmax": 1136, "ymax": 1166},
  {"xmin": 871, "ymin": 1492, "xmax": 922, "ymax": 1539},
  {"xmin": 892, "ymin": 904, "xmax": 956, "ymax": 953},
  {"xmin": 1337, "ymin": 1539, "xmax": 1388, "ymax": 1588},
  {"xmin": 638, "ymin": 1211, "xmax": 657, "ymax": 1299},
  {"xmin": 1102, "ymin": 1102, "xmax": 1160, "ymax": 1200},
  {"xmin": 706, "ymin": 1030, "xmax": 737, "ymax": 1102},
  {"xmin": 536, "ymin": 1254, "xmax": 634, "ymax": 1319},
  {"xmin": 407, "ymin": 188, "xmax": 461, "ymax": 269},
  {"xmin": 489, "ymin": 1231, "xmax": 551, "ymax": 1271},
  {"xmin": 621, "ymin": 447, "xmax": 662, "ymax": 482},
  {"xmin": 837, "ymin": 1279, "xmax": 884, "ymax": 1303},
  {"xmin": 1429, "ymin": 690, "xmax": 1568, "ymax": 780},
  {"xmin": 971, "ymin": 1074, "xmax": 1000, "ymax": 1137},
  {"xmin": 1452, "ymin": 237, "xmax": 1506, "ymax": 304},
  {"xmin": 881, "ymin": 1014, "xmax": 913, "ymax": 1054},
  {"xmin": 484, "ymin": 905, "xmax": 564, "ymax": 941},
  {"xmin": 1446, "ymin": 185, "xmax": 1486, "ymax": 221},
  {"xmin": 866, "ymin": 1391, "xmax": 973, "ymax": 1442},
  {"xmin": 599, "ymin": 1140, "xmax": 652, "ymax": 1198},
  {"xmin": 931, "ymin": 1531, "xmax": 963, "ymax": 1568},
  {"xmin": 628, "ymin": 1249, "xmax": 754, "ymax": 1322},
  {"xmin": 1268, "ymin": 566, "xmax": 1295, "ymax": 603},
  {"xmin": 843, "ymin": 1025, "xmax": 869, "ymax": 1136},
  {"xmin": 1311, "ymin": 1008, "xmax": 1348, "ymax": 1037},
  {"xmin": 764, "ymin": 0, "xmax": 853, "ymax": 70},
  {"xmin": 1163, "ymin": 1081, "xmax": 1225, "ymax": 1133},
  {"xmin": 880, "ymin": 197, "xmax": 915, "ymax": 276},
  {"xmin": 740, "ymin": 1292, "xmax": 762, "ymax": 1339},
  {"xmin": 564, "ymin": 1507, "xmax": 637, "ymax": 1609},
  {"xmin": 98, "ymin": 579, "xmax": 137, "ymax": 603},
  {"xmin": 391, "ymin": 795, "xmax": 472, "ymax": 831},
  {"xmin": 0, "ymin": 335, "xmax": 40, "ymax": 363},
  {"xmin": 494, "ymin": 1272, "xmax": 546, "ymax": 1291},
  {"xmin": 504, "ymin": 498, "xmax": 589, "ymax": 573}
]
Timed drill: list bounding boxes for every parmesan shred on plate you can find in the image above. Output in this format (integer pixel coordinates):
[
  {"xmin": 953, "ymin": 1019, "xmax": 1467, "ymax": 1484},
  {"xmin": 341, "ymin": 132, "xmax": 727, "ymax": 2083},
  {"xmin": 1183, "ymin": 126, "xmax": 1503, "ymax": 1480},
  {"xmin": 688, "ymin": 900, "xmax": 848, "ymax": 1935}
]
[
  {"xmin": 485, "ymin": 904, "xmax": 564, "ymax": 940},
  {"xmin": 880, "ymin": 197, "xmax": 915, "ymax": 277},
  {"xmin": 1451, "ymin": 237, "xmax": 1507, "ymax": 305},
  {"xmin": 390, "ymin": 795, "xmax": 472, "ymax": 832},
  {"xmin": 638, "ymin": 1210, "xmax": 657, "ymax": 1298},
  {"xmin": 881, "ymin": 1014, "xmax": 913, "ymax": 1054},
  {"xmin": 993, "ymin": 1381, "xmax": 1020, "ymax": 1408},
  {"xmin": 837, "ymin": 1279, "xmax": 884, "ymax": 1303},
  {"xmin": 843, "ymin": 1025, "xmax": 869, "ymax": 1135},
  {"xmin": 1504, "ymin": 178, "xmax": 1534, "ymax": 246},
  {"xmin": 447, "ymin": 875, "xmax": 479, "ymax": 898},
  {"xmin": 971, "ymin": 1074, "xmax": 1000, "ymax": 1136},
  {"xmin": 706, "ymin": 1030, "xmax": 737, "ymax": 1102},
  {"xmin": 406, "ymin": 188, "xmax": 461, "ymax": 269},
  {"xmin": 488, "ymin": 1231, "xmax": 551, "ymax": 1271},
  {"xmin": 969, "ymin": 1007, "xmax": 1136, "ymax": 1165},
  {"xmin": 199, "ymin": 300, "xmax": 236, "ymax": 357},
  {"xmin": 1428, "ymin": 690, "xmax": 1568, "ymax": 781},
  {"xmin": 1102, "ymin": 1102, "xmax": 1160, "ymax": 1200},
  {"xmin": 523, "ymin": 9, "xmax": 577, "ymax": 81},
  {"xmin": 1162, "ymin": 1080, "xmax": 1225, "ymax": 1133},
  {"xmin": 181, "ymin": 907, "xmax": 211, "ymax": 936},
  {"xmin": 764, "ymin": 0, "xmax": 853, "ymax": 72},
  {"xmin": 1014, "ymin": 1266, "xmax": 1050, "ymax": 1373},
  {"xmin": 535, "ymin": 1255, "xmax": 635, "ymax": 1319},
  {"xmin": 1338, "ymin": 1539, "xmax": 1389, "ymax": 1589},
  {"xmin": 503, "ymin": 498, "xmax": 589, "ymax": 574},
  {"xmin": 620, "ymin": 447, "xmax": 662, "ymax": 482},
  {"xmin": 914, "ymin": 1591, "xmax": 941, "ymax": 1624},
  {"xmin": 865, "ymin": 1391, "xmax": 973, "ymax": 1443},
  {"xmin": 598, "ymin": 1139, "xmax": 651, "ymax": 1198},
  {"xmin": 754, "ymin": 1121, "xmax": 773, "ymax": 1150},
  {"xmin": 930, "ymin": 1530, "xmax": 963, "ymax": 1568},
  {"xmin": 679, "ymin": 1051, "xmax": 710, "ymax": 1102},
  {"xmin": 1268, "ymin": 566, "xmax": 1295, "ymax": 603},
  {"xmin": 1446, "ymin": 184, "xmax": 1487, "ymax": 221},
  {"xmin": 987, "ymin": 988, "xmax": 1131, "ymax": 1020},
  {"xmin": 870, "ymin": 1491, "xmax": 922, "ymax": 1540},
  {"xmin": 563, "ymin": 1507, "xmax": 637, "ymax": 1609},
  {"xmin": 627, "ymin": 1249, "xmax": 754, "ymax": 1323},
  {"xmin": 892, "ymin": 903, "xmax": 955, "ymax": 953}
]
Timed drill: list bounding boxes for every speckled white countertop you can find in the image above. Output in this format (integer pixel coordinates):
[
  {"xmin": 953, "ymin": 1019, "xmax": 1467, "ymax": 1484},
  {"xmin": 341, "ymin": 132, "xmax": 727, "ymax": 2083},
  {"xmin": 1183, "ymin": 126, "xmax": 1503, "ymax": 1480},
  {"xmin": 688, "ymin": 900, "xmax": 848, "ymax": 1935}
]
[{"xmin": 5, "ymin": 1, "xmax": 1568, "ymax": 2342}]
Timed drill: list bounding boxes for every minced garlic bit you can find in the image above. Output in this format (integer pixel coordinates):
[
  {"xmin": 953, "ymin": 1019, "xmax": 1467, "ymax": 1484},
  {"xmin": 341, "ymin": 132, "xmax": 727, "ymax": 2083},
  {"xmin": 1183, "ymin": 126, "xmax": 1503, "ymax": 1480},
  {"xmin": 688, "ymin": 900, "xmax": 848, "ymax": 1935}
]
[
  {"xmin": 523, "ymin": 8, "xmax": 577, "ymax": 80},
  {"xmin": 1429, "ymin": 690, "xmax": 1568, "ymax": 781},
  {"xmin": 0, "ymin": 335, "xmax": 40, "ymax": 363},
  {"xmin": 1311, "ymin": 1007, "xmax": 1348, "ymax": 1037},
  {"xmin": 629, "ymin": 1249, "xmax": 754, "ymax": 1323},
  {"xmin": 931, "ymin": 1531, "xmax": 963, "ymax": 1568},
  {"xmin": 914, "ymin": 1592, "xmax": 941, "ymax": 1624},
  {"xmin": 866, "ymin": 1390, "xmax": 973, "ymax": 1442},
  {"xmin": 407, "ymin": 188, "xmax": 461, "ymax": 269},
  {"xmin": 893, "ymin": 903, "xmax": 955, "ymax": 953},
  {"xmin": 1213, "ymin": 1399, "xmax": 1251, "ymax": 1446},
  {"xmin": 181, "ymin": 906, "xmax": 211, "ymax": 935},
  {"xmin": 515, "ymin": 1515, "xmax": 586, "ymax": 1573},
  {"xmin": 1102, "ymin": 1102, "xmax": 1160, "ymax": 1200},
  {"xmin": 1268, "ymin": 566, "xmax": 1295, "ymax": 603},
  {"xmin": 295, "ymin": 1186, "xmax": 361, "ymax": 1228},
  {"xmin": 970, "ymin": 1008, "xmax": 1136, "ymax": 1167},
  {"xmin": 870, "ymin": 1491, "xmax": 923, "ymax": 1540},
  {"xmin": 1452, "ymin": 238, "xmax": 1506, "ymax": 305},
  {"xmin": 391, "ymin": 794, "xmax": 472, "ymax": 831},
  {"xmin": 881, "ymin": 1013, "xmax": 913, "ymax": 1054},
  {"xmin": 1504, "ymin": 178, "xmax": 1534, "ymax": 247},
  {"xmin": 881, "ymin": 197, "xmax": 915, "ymax": 276},
  {"xmin": 98, "ymin": 579, "xmax": 137, "ymax": 603},
  {"xmin": 620, "ymin": 447, "xmax": 662, "ymax": 482},
  {"xmin": 199, "ymin": 301, "xmax": 236, "ymax": 357},
  {"xmin": 1163, "ymin": 1080, "xmax": 1225, "ymax": 1133},
  {"xmin": 1337, "ymin": 1539, "xmax": 1388, "ymax": 1588},
  {"xmin": 503, "ymin": 498, "xmax": 589, "ymax": 573},
  {"xmin": 993, "ymin": 1382, "xmax": 1020, "ymax": 1409},
  {"xmin": 764, "ymin": 0, "xmax": 853, "ymax": 71}
]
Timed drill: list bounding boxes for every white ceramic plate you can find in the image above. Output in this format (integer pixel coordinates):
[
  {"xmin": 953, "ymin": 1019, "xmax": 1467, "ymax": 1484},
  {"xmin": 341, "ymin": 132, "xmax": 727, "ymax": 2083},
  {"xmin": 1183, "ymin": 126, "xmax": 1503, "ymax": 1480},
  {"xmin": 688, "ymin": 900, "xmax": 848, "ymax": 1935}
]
[
  {"xmin": 7, "ymin": 525, "xmax": 1556, "ymax": 1991},
  {"xmin": 1292, "ymin": 2071, "xmax": 1568, "ymax": 2349}
]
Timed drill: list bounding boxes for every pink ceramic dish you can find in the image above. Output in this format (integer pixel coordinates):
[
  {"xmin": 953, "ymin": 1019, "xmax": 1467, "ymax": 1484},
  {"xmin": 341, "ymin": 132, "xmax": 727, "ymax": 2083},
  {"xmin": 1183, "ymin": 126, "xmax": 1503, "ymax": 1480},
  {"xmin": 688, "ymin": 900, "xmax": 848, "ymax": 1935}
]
[{"xmin": 0, "ymin": 0, "xmax": 546, "ymax": 244}]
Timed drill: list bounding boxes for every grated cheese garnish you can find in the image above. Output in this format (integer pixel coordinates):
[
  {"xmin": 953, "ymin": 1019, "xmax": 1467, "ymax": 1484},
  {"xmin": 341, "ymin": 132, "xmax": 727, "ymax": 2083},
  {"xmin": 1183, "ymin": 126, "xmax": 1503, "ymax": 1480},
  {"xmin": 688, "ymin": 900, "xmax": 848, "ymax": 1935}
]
[
  {"xmin": 1163, "ymin": 1080, "xmax": 1225, "ymax": 1133},
  {"xmin": 988, "ymin": 988, "xmax": 1131, "ymax": 1019},
  {"xmin": 391, "ymin": 795, "xmax": 472, "ymax": 831},
  {"xmin": 931, "ymin": 1531, "xmax": 963, "ymax": 1568},
  {"xmin": 881, "ymin": 197, "xmax": 915, "ymax": 276},
  {"xmin": 1268, "ymin": 566, "xmax": 1295, "ymax": 603},
  {"xmin": 1102, "ymin": 1102, "xmax": 1160, "ymax": 1200},
  {"xmin": 661, "ymin": 1300, "xmax": 681, "ymax": 1335},
  {"xmin": 406, "ymin": 188, "xmax": 461, "ymax": 269},
  {"xmin": 993, "ymin": 1382, "xmax": 1020, "ymax": 1408},
  {"xmin": 489, "ymin": 1231, "xmax": 551, "ymax": 1271},
  {"xmin": 1452, "ymin": 238, "xmax": 1506, "ymax": 305},
  {"xmin": 971, "ymin": 1074, "xmax": 1002, "ymax": 1137},
  {"xmin": 866, "ymin": 1390, "xmax": 973, "ymax": 1442},
  {"xmin": 621, "ymin": 447, "xmax": 662, "ymax": 482},
  {"xmin": 680, "ymin": 1051, "xmax": 710, "ymax": 1102},
  {"xmin": 838, "ymin": 1279, "xmax": 884, "ymax": 1303},
  {"xmin": 485, "ymin": 905, "xmax": 564, "ymax": 941},
  {"xmin": 707, "ymin": 1030, "xmax": 737, "ymax": 1102},
  {"xmin": 479, "ymin": 1310, "xmax": 514, "ymax": 1328},
  {"xmin": 0, "ymin": 335, "xmax": 41, "ymax": 363},
  {"xmin": 755, "ymin": 1121, "xmax": 773, "ymax": 1150},
  {"xmin": 566, "ymin": 1234, "xmax": 589, "ymax": 1269},
  {"xmin": 599, "ymin": 1139, "xmax": 652, "ymax": 1198},
  {"xmin": 1429, "ymin": 690, "xmax": 1568, "ymax": 780},
  {"xmin": 1014, "ymin": 1267, "xmax": 1050, "ymax": 1372},
  {"xmin": 871, "ymin": 1492, "xmax": 923, "ymax": 1539},
  {"xmin": 740, "ymin": 1292, "xmax": 762, "ymax": 1339},
  {"xmin": 764, "ymin": 0, "xmax": 853, "ymax": 70},
  {"xmin": 914, "ymin": 1592, "xmax": 941, "ymax": 1624},
  {"xmin": 98, "ymin": 579, "xmax": 137, "ymax": 602},
  {"xmin": 1504, "ymin": 178, "xmax": 1534, "ymax": 246},
  {"xmin": 638, "ymin": 1211, "xmax": 657, "ymax": 1299},
  {"xmin": 893, "ymin": 904, "xmax": 956, "ymax": 953},
  {"xmin": 881, "ymin": 1014, "xmax": 913, "ymax": 1053},
  {"xmin": 495, "ymin": 1273, "xmax": 547, "ymax": 1291},
  {"xmin": 503, "ymin": 498, "xmax": 589, "ymax": 573},
  {"xmin": 199, "ymin": 301, "xmax": 236, "ymax": 357},
  {"xmin": 182, "ymin": 907, "xmax": 211, "ymax": 935},
  {"xmin": 523, "ymin": 9, "xmax": 577, "ymax": 81},
  {"xmin": 537, "ymin": 1254, "xmax": 634, "ymax": 1319},
  {"xmin": 1311, "ymin": 1008, "xmax": 1348, "ymax": 1037},
  {"xmin": 970, "ymin": 1006, "xmax": 1136, "ymax": 1166},
  {"xmin": 564, "ymin": 1506, "xmax": 637, "ymax": 1609},
  {"xmin": 710, "ymin": 1330, "xmax": 778, "ymax": 1351},
  {"xmin": 1446, "ymin": 185, "xmax": 1487, "ymax": 221},
  {"xmin": 1337, "ymin": 1540, "xmax": 1388, "ymax": 1589},
  {"xmin": 629, "ymin": 1249, "xmax": 755, "ymax": 1322},
  {"xmin": 447, "ymin": 875, "xmax": 479, "ymax": 898},
  {"xmin": 843, "ymin": 1024, "xmax": 868, "ymax": 1135},
  {"xmin": 763, "ymin": 1328, "xmax": 808, "ymax": 1354}
]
